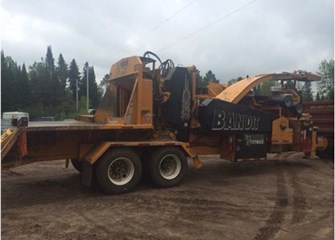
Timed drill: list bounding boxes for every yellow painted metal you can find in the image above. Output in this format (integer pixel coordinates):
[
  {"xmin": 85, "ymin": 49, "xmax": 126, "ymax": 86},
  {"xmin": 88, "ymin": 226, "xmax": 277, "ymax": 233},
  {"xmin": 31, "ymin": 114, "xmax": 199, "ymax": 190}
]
[
  {"xmin": 138, "ymin": 80, "xmax": 153, "ymax": 125},
  {"xmin": 94, "ymin": 56, "xmax": 153, "ymax": 128},
  {"xmin": 215, "ymin": 72, "xmax": 321, "ymax": 104},
  {"xmin": 1, "ymin": 128, "xmax": 14, "ymax": 143},
  {"xmin": 271, "ymin": 117, "xmax": 293, "ymax": 144},
  {"xmin": 310, "ymin": 130, "xmax": 317, "ymax": 158},
  {"xmin": 84, "ymin": 142, "xmax": 113, "ymax": 164},
  {"xmin": 207, "ymin": 83, "xmax": 227, "ymax": 97},
  {"xmin": 82, "ymin": 141, "xmax": 191, "ymax": 164},
  {"xmin": 316, "ymin": 136, "xmax": 328, "ymax": 151},
  {"xmin": 215, "ymin": 75, "xmax": 270, "ymax": 103},
  {"xmin": 306, "ymin": 128, "xmax": 328, "ymax": 158},
  {"xmin": 192, "ymin": 156, "xmax": 203, "ymax": 169},
  {"xmin": 1, "ymin": 128, "xmax": 20, "ymax": 160},
  {"xmin": 124, "ymin": 78, "xmax": 139, "ymax": 124},
  {"xmin": 110, "ymin": 56, "xmax": 142, "ymax": 79}
]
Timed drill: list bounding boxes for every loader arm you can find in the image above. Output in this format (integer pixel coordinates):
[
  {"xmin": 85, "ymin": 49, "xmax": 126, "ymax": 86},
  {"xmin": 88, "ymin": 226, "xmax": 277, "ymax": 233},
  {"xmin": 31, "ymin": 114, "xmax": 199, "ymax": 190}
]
[{"xmin": 215, "ymin": 72, "xmax": 321, "ymax": 104}]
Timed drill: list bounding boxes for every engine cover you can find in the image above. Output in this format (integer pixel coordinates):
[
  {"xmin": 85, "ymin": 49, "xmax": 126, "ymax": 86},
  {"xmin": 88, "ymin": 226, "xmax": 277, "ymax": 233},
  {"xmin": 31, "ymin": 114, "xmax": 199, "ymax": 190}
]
[{"xmin": 198, "ymin": 99, "xmax": 277, "ymax": 133}]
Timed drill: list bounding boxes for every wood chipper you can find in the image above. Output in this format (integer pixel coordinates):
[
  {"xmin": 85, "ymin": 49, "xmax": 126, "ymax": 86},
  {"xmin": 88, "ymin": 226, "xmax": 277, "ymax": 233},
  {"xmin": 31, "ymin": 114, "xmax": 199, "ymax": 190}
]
[{"xmin": 1, "ymin": 51, "xmax": 328, "ymax": 194}]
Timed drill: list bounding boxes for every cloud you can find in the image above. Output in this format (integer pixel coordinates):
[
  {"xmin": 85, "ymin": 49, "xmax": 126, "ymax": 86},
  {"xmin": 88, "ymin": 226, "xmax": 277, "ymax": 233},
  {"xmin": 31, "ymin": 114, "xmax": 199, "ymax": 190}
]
[{"xmin": 1, "ymin": 0, "xmax": 333, "ymax": 83}]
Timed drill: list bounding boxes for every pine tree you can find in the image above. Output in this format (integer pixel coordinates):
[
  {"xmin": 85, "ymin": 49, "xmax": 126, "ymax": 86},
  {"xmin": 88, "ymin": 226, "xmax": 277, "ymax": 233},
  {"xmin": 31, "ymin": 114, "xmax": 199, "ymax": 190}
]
[
  {"xmin": 56, "ymin": 53, "xmax": 68, "ymax": 91},
  {"xmin": 18, "ymin": 63, "xmax": 31, "ymax": 110},
  {"xmin": 28, "ymin": 46, "xmax": 59, "ymax": 114},
  {"xmin": 317, "ymin": 59, "xmax": 334, "ymax": 100},
  {"xmin": 79, "ymin": 63, "xmax": 101, "ymax": 108},
  {"xmin": 44, "ymin": 46, "xmax": 59, "ymax": 108},
  {"xmin": 68, "ymin": 59, "xmax": 81, "ymax": 101},
  {"xmin": 301, "ymin": 82, "xmax": 313, "ymax": 101},
  {"xmin": 1, "ymin": 51, "xmax": 13, "ymax": 112},
  {"xmin": 196, "ymin": 70, "xmax": 205, "ymax": 88},
  {"xmin": 46, "ymin": 45, "xmax": 55, "ymax": 73},
  {"xmin": 228, "ymin": 76, "xmax": 243, "ymax": 85},
  {"xmin": 1, "ymin": 52, "xmax": 23, "ymax": 111},
  {"xmin": 203, "ymin": 70, "xmax": 219, "ymax": 85},
  {"xmin": 99, "ymin": 74, "xmax": 109, "ymax": 89},
  {"xmin": 79, "ymin": 62, "xmax": 90, "ymax": 100},
  {"xmin": 88, "ymin": 66, "xmax": 101, "ymax": 108},
  {"xmin": 29, "ymin": 61, "xmax": 49, "ymax": 109}
]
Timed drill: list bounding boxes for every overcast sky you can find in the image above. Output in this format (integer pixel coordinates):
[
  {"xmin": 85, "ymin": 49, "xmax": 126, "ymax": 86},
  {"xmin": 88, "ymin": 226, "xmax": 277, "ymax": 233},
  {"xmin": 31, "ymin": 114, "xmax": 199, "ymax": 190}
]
[{"xmin": 1, "ymin": 0, "xmax": 334, "ymax": 84}]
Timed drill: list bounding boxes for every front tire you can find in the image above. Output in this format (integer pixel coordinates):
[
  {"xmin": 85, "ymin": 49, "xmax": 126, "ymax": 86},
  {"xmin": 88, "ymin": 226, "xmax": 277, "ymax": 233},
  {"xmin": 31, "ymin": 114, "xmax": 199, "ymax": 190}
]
[
  {"xmin": 95, "ymin": 148, "xmax": 142, "ymax": 194},
  {"xmin": 148, "ymin": 147, "xmax": 188, "ymax": 188}
]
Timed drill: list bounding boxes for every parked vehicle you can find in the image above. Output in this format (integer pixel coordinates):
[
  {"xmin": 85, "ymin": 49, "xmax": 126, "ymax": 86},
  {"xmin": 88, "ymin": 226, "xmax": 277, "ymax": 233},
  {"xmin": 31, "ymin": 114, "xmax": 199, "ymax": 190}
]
[{"xmin": 1, "ymin": 52, "xmax": 327, "ymax": 194}]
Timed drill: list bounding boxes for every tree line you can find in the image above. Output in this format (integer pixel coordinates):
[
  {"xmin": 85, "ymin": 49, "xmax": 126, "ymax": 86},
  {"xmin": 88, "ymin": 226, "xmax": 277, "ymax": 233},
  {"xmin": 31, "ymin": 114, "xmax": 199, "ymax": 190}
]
[
  {"xmin": 1, "ymin": 48, "xmax": 333, "ymax": 121},
  {"xmin": 1, "ymin": 50, "xmax": 223, "ymax": 120},
  {"xmin": 1, "ymin": 46, "xmax": 103, "ymax": 120}
]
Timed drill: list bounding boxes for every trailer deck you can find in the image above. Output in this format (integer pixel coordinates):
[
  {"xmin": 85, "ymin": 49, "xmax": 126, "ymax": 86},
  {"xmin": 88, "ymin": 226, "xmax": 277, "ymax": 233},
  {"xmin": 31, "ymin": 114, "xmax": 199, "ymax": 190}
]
[{"xmin": 26, "ymin": 119, "xmax": 152, "ymax": 132}]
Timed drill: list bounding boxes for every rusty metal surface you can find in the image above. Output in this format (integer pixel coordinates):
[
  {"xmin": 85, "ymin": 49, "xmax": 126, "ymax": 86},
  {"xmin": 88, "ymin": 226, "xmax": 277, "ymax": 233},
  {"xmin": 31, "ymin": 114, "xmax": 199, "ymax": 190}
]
[{"xmin": 303, "ymin": 101, "xmax": 334, "ymax": 135}]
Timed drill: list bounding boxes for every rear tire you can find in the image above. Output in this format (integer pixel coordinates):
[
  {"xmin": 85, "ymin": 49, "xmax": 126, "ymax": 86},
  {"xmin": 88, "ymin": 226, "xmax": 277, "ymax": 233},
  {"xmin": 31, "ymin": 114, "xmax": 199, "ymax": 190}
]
[
  {"xmin": 148, "ymin": 147, "xmax": 188, "ymax": 188},
  {"xmin": 95, "ymin": 148, "xmax": 142, "ymax": 194}
]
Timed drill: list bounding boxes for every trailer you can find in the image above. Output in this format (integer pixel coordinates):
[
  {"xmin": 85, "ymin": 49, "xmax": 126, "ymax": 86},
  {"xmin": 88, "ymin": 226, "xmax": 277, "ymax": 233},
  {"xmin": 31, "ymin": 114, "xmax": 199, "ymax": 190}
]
[
  {"xmin": 303, "ymin": 100, "xmax": 334, "ymax": 157},
  {"xmin": 1, "ymin": 52, "xmax": 328, "ymax": 194}
]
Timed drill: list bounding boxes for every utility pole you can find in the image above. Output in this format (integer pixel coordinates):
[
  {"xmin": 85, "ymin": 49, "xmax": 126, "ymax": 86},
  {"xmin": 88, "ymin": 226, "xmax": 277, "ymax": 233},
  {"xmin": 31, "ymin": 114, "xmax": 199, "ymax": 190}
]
[
  {"xmin": 76, "ymin": 78, "xmax": 78, "ymax": 112},
  {"xmin": 86, "ymin": 66, "xmax": 89, "ymax": 112}
]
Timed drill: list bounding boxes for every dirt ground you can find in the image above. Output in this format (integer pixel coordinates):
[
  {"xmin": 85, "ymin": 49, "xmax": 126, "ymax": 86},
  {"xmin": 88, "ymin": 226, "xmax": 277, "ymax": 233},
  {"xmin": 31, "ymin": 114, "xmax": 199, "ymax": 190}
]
[{"xmin": 1, "ymin": 153, "xmax": 334, "ymax": 240}]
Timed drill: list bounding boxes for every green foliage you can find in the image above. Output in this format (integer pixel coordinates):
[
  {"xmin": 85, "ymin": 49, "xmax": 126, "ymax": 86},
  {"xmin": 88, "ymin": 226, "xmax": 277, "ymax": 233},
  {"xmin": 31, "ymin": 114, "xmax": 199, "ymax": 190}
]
[
  {"xmin": 20, "ymin": 64, "xmax": 30, "ymax": 108},
  {"xmin": 88, "ymin": 66, "xmax": 101, "ymax": 108},
  {"xmin": 1, "ymin": 52, "xmax": 15, "ymax": 111},
  {"xmin": 317, "ymin": 59, "xmax": 334, "ymax": 100},
  {"xmin": 68, "ymin": 59, "xmax": 81, "ymax": 101},
  {"xmin": 300, "ymin": 82, "xmax": 313, "ymax": 101},
  {"xmin": 46, "ymin": 45, "xmax": 55, "ymax": 72},
  {"xmin": 98, "ymin": 74, "xmax": 109, "ymax": 99},
  {"xmin": 56, "ymin": 53, "xmax": 68, "ymax": 90},
  {"xmin": 316, "ymin": 92, "xmax": 321, "ymax": 101},
  {"xmin": 254, "ymin": 80, "xmax": 277, "ymax": 96},
  {"xmin": 203, "ymin": 70, "xmax": 219, "ymax": 84},
  {"xmin": 79, "ymin": 63, "xmax": 102, "ymax": 109},
  {"xmin": 197, "ymin": 71, "xmax": 205, "ymax": 88},
  {"xmin": 197, "ymin": 70, "xmax": 219, "ymax": 88},
  {"xmin": 78, "ymin": 96, "xmax": 90, "ymax": 114},
  {"xmin": 228, "ymin": 76, "xmax": 243, "ymax": 85},
  {"xmin": 1, "ymin": 46, "xmax": 102, "ymax": 120},
  {"xmin": 100, "ymin": 74, "xmax": 109, "ymax": 88},
  {"xmin": 285, "ymin": 80, "xmax": 295, "ymax": 89},
  {"xmin": 1, "ymin": 52, "xmax": 30, "ymax": 112}
]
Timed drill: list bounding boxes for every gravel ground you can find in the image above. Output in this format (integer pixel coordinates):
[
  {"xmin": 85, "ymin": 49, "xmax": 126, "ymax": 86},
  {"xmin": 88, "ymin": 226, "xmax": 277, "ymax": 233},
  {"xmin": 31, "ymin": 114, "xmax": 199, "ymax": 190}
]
[{"xmin": 1, "ymin": 153, "xmax": 334, "ymax": 240}]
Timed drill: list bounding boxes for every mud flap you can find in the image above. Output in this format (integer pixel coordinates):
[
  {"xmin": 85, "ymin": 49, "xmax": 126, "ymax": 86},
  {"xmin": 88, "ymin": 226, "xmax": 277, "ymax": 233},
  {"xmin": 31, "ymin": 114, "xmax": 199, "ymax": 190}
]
[{"xmin": 81, "ymin": 161, "xmax": 93, "ymax": 187}]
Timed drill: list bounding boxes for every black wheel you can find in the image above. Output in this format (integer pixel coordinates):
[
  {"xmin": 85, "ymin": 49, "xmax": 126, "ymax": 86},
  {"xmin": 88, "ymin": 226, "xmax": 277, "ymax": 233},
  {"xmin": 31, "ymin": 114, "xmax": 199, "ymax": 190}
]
[
  {"xmin": 283, "ymin": 95, "xmax": 293, "ymax": 107},
  {"xmin": 148, "ymin": 147, "xmax": 188, "ymax": 188},
  {"xmin": 71, "ymin": 159, "xmax": 83, "ymax": 173},
  {"xmin": 95, "ymin": 148, "xmax": 142, "ymax": 194}
]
